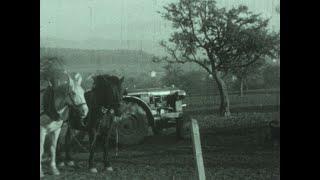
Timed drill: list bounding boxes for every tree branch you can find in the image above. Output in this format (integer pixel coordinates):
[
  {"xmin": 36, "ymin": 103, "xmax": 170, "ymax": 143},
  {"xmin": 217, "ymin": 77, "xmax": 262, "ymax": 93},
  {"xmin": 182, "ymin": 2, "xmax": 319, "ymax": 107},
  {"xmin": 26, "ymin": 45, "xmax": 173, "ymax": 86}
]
[
  {"xmin": 182, "ymin": 50, "xmax": 212, "ymax": 74},
  {"xmin": 218, "ymin": 54, "xmax": 261, "ymax": 70}
]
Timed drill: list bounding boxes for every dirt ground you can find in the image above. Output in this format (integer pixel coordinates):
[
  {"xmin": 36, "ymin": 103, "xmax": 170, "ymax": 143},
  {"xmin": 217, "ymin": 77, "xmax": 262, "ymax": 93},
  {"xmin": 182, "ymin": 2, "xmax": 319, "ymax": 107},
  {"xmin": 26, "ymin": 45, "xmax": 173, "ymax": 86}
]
[{"xmin": 41, "ymin": 112, "xmax": 280, "ymax": 180}]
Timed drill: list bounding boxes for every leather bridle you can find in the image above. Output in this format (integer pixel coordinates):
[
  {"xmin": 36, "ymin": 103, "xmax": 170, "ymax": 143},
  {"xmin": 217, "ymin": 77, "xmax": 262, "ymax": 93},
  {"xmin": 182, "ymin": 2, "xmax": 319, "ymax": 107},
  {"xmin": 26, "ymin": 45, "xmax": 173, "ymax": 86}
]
[
  {"xmin": 65, "ymin": 80, "xmax": 87, "ymax": 109},
  {"xmin": 67, "ymin": 91, "xmax": 87, "ymax": 108}
]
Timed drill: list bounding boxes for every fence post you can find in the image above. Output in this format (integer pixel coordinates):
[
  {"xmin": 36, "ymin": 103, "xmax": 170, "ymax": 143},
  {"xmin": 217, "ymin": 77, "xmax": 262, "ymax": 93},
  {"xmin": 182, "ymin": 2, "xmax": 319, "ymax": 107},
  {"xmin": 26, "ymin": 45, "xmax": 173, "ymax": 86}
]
[{"xmin": 191, "ymin": 119, "xmax": 206, "ymax": 180}]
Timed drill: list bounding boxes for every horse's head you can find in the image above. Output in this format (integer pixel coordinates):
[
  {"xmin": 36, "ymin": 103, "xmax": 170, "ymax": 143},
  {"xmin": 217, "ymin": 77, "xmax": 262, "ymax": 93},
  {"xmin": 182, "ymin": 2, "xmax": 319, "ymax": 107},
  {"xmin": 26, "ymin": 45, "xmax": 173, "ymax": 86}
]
[
  {"xmin": 64, "ymin": 73, "xmax": 89, "ymax": 118},
  {"xmin": 93, "ymin": 74, "xmax": 124, "ymax": 117}
]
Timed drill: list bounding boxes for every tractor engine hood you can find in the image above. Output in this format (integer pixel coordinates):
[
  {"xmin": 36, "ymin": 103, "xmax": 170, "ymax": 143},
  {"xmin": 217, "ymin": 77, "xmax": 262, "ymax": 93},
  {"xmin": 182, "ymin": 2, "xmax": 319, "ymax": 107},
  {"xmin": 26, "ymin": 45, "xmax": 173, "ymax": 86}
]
[{"xmin": 126, "ymin": 87, "xmax": 186, "ymax": 97}]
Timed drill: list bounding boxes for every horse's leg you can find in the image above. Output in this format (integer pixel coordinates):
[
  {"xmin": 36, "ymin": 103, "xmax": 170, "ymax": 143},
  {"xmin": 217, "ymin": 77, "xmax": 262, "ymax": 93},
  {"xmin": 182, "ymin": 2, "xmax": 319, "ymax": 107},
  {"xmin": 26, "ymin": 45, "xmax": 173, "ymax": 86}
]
[
  {"xmin": 40, "ymin": 127, "xmax": 46, "ymax": 178},
  {"xmin": 102, "ymin": 130, "xmax": 113, "ymax": 172},
  {"xmin": 56, "ymin": 134, "xmax": 65, "ymax": 167},
  {"xmin": 49, "ymin": 128, "xmax": 61, "ymax": 175},
  {"xmin": 65, "ymin": 127, "xmax": 75, "ymax": 166},
  {"xmin": 88, "ymin": 129, "xmax": 98, "ymax": 173}
]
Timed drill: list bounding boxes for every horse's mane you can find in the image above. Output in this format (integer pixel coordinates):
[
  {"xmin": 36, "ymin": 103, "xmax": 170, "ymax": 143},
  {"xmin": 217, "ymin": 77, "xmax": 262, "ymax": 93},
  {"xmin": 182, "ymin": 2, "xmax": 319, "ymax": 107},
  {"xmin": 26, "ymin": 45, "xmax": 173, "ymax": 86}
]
[
  {"xmin": 42, "ymin": 83, "xmax": 71, "ymax": 120},
  {"xmin": 93, "ymin": 74, "xmax": 121, "ymax": 88},
  {"xmin": 42, "ymin": 86, "xmax": 60, "ymax": 120},
  {"xmin": 54, "ymin": 83, "xmax": 71, "ymax": 96},
  {"xmin": 86, "ymin": 74, "xmax": 122, "ymax": 117}
]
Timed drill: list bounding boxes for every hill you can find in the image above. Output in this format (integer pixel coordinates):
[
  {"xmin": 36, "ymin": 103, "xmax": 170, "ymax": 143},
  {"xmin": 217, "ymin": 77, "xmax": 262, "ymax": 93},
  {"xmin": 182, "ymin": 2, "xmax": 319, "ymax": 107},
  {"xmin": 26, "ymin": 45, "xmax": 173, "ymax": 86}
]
[
  {"xmin": 40, "ymin": 47, "xmax": 200, "ymax": 77},
  {"xmin": 40, "ymin": 37, "xmax": 165, "ymax": 56}
]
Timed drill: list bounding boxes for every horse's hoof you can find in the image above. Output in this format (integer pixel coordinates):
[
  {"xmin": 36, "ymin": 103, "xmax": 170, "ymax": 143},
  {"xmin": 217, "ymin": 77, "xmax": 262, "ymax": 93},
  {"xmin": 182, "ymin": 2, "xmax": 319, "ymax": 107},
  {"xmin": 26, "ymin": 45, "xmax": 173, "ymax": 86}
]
[
  {"xmin": 51, "ymin": 168, "xmax": 60, "ymax": 175},
  {"xmin": 89, "ymin": 168, "xmax": 98, "ymax": 173},
  {"xmin": 66, "ymin": 161, "xmax": 75, "ymax": 167},
  {"xmin": 58, "ymin": 162, "xmax": 65, "ymax": 167},
  {"xmin": 105, "ymin": 166, "xmax": 113, "ymax": 172}
]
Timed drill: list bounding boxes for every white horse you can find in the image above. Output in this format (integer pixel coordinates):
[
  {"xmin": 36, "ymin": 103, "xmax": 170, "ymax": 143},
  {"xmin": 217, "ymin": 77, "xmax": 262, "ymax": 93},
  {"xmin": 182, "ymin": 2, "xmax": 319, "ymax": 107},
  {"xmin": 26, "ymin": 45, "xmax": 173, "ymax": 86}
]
[{"xmin": 40, "ymin": 73, "xmax": 88, "ymax": 178}]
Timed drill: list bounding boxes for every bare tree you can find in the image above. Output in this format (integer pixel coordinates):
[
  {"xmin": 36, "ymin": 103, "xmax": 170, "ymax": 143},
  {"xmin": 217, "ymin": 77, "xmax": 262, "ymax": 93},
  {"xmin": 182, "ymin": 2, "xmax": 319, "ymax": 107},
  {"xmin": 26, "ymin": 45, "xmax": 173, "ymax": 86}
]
[{"xmin": 153, "ymin": 0, "xmax": 279, "ymax": 116}]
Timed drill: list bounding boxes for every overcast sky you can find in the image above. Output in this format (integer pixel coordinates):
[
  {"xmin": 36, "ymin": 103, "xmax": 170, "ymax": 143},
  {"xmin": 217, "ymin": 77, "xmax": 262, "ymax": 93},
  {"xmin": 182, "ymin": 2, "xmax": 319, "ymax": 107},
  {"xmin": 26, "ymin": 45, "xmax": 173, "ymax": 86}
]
[{"xmin": 40, "ymin": 0, "xmax": 279, "ymax": 54}]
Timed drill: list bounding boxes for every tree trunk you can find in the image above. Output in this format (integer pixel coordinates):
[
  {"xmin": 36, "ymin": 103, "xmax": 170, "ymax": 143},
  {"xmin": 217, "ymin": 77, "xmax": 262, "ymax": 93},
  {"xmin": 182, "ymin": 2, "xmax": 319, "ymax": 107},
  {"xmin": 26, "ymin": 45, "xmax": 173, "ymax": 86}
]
[
  {"xmin": 240, "ymin": 78, "xmax": 244, "ymax": 97},
  {"xmin": 244, "ymin": 79, "xmax": 249, "ymax": 91},
  {"xmin": 213, "ymin": 70, "xmax": 231, "ymax": 117}
]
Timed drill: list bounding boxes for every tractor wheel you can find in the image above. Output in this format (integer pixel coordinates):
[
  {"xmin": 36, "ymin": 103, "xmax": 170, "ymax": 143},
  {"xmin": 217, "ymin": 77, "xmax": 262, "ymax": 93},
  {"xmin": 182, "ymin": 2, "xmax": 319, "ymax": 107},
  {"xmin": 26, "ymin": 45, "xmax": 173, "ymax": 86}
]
[
  {"xmin": 112, "ymin": 102, "xmax": 149, "ymax": 145},
  {"xmin": 176, "ymin": 114, "xmax": 192, "ymax": 139}
]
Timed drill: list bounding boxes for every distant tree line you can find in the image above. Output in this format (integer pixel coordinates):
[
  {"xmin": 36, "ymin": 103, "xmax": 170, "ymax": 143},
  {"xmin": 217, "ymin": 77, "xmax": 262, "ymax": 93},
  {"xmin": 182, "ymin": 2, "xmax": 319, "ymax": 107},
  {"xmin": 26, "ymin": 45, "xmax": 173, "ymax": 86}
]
[
  {"xmin": 160, "ymin": 62, "xmax": 279, "ymax": 96},
  {"xmin": 118, "ymin": 61, "xmax": 279, "ymax": 96}
]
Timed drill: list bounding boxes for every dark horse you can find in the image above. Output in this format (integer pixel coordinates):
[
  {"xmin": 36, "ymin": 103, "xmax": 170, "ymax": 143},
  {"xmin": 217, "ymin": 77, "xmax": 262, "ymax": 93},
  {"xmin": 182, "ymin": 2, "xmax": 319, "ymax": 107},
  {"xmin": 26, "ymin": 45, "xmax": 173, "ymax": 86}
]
[{"xmin": 58, "ymin": 74, "xmax": 124, "ymax": 173}]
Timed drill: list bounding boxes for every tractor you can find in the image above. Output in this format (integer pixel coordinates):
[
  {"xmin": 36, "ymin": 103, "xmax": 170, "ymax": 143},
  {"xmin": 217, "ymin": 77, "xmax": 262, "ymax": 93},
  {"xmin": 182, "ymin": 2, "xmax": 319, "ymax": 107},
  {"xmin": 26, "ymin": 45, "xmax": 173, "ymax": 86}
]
[{"xmin": 115, "ymin": 87, "xmax": 191, "ymax": 145}]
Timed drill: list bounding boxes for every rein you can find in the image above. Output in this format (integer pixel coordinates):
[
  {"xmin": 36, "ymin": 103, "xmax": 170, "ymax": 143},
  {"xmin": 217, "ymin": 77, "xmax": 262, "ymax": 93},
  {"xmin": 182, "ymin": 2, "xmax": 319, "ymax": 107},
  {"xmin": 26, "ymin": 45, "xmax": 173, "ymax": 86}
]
[
  {"xmin": 99, "ymin": 106, "xmax": 121, "ymax": 157},
  {"xmin": 69, "ymin": 127, "xmax": 90, "ymax": 153},
  {"xmin": 99, "ymin": 75, "xmax": 121, "ymax": 156}
]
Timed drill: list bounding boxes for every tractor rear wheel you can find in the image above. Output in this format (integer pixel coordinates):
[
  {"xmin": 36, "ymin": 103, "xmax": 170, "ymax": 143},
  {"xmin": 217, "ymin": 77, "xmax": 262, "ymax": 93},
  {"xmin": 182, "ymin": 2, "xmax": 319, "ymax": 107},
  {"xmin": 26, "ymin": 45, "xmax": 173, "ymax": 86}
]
[{"xmin": 111, "ymin": 102, "xmax": 149, "ymax": 145}]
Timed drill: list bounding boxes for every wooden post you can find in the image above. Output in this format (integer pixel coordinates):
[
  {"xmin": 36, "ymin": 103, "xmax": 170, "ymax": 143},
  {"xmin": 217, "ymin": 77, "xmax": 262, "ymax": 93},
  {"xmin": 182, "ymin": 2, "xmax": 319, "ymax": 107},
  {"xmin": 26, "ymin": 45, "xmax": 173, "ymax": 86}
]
[{"xmin": 191, "ymin": 119, "xmax": 206, "ymax": 180}]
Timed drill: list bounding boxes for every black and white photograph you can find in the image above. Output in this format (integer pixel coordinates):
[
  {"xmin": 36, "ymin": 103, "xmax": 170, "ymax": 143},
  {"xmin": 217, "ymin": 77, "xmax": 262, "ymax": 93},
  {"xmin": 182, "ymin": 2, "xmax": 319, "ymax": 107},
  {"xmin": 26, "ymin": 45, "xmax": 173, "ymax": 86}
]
[{"xmin": 40, "ymin": 0, "xmax": 280, "ymax": 179}]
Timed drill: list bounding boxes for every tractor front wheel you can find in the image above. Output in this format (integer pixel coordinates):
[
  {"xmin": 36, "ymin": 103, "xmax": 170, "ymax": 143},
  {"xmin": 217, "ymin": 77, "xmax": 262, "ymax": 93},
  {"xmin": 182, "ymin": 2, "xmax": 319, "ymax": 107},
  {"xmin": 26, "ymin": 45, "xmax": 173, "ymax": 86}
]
[{"xmin": 176, "ymin": 114, "xmax": 192, "ymax": 139}]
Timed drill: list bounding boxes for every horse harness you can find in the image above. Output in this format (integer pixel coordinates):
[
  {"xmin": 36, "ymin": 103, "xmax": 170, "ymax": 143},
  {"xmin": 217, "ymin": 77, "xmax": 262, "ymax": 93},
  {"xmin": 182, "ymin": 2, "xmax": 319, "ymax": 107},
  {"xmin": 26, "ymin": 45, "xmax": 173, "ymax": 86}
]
[
  {"xmin": 67, "ymin": 75, "xmax": 122, "ymax": 155},
  {"xmin": 40, "ymin": 85, "xmax": 86, "ymax": 121},
  {"xmin": 68, "ymin": 105, "xmax": 120, "ymax": 155}
]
